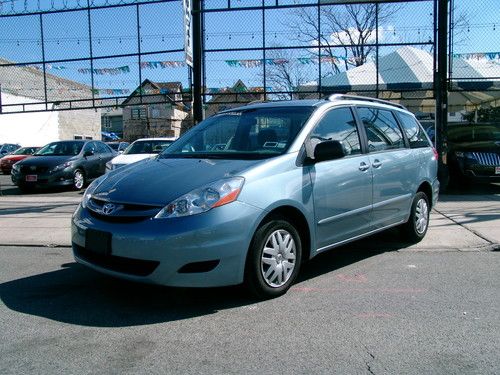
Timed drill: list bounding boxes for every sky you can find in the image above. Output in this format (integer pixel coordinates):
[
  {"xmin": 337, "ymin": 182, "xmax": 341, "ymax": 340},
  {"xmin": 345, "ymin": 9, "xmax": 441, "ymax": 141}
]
[{"xmin": 0, "ymin": 0, "xmax": 498, "ymax": 103}]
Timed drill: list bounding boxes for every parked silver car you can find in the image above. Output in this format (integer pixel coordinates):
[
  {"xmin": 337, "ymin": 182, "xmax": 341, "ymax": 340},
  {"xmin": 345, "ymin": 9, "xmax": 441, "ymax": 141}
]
[{"xmin": 72, "ymin": 95, "xmax": 439, "ymax": 298}]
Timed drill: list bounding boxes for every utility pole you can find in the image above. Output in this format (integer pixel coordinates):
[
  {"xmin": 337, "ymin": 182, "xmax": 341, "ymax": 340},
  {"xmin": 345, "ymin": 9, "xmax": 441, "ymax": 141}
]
[{"xmin": 436, "ymin": 0, "xmax": 449, "ymax": 189}]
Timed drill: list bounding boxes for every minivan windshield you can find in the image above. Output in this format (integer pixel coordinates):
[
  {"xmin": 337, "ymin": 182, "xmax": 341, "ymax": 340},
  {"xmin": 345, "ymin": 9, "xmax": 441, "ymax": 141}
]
[
  {"xmin": 161, "ymin": 106, "xmax": 315, "ymax": 159},
  {"xmin": 35, "ymin": 141, "xmax": 84, "ymax": 156}
]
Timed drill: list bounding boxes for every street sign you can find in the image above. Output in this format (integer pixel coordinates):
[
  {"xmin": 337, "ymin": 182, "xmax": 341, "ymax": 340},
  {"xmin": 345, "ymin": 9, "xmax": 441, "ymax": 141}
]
[{"xmin": 183, "ymin": 0, "xmax": 193, "ymax": 68}]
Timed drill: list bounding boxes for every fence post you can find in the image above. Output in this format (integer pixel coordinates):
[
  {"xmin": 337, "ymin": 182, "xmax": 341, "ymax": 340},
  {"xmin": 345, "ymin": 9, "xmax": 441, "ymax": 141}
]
[
  {"xmin": 436, "ymin": 0, "xmax": 449, "ymax": 189},
  {"xmin": 192, "ymin": 0, "xmax": 204, "ymax": 125}
]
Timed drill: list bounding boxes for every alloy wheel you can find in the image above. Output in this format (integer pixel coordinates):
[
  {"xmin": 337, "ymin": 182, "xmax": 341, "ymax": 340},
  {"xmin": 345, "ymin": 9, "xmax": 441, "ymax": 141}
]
[{"xmin": 74, "ymin": 170, "xmax": 84, "ymax": 190}]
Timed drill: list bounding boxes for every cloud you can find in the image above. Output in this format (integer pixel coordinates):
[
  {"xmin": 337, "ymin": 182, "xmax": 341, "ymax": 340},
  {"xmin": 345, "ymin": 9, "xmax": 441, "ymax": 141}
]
[{"xmin": 329, "ymin": 26, "xmax": 396, "ymax": 44}]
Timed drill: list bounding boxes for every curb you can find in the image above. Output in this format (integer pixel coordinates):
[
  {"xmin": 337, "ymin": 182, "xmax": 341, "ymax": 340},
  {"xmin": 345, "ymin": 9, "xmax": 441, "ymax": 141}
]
[{"xmin": 0, "ymin": 243, "xmax": 72, "ymax": 248}]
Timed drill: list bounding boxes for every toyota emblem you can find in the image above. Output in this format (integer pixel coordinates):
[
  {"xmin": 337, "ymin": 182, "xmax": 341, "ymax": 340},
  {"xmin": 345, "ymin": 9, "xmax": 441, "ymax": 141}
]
[{"xmin": 102, "ymin": 203, "xmax": 116, "ymax": 215}]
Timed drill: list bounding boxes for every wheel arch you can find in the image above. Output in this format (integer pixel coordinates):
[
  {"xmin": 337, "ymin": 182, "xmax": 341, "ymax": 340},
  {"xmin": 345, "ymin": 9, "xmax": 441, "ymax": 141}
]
[
  {"xmin": 417, "ymin": 181, "xmax": 433, "ymax": 208},
  {"xmin": 254, "ymin": 205, "xmax": 312, "ymax": 264}
]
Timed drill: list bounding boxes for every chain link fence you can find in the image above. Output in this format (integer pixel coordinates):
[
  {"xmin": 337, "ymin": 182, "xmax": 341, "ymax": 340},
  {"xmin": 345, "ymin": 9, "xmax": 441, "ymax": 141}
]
[
  {"xmin": 1, "ymin": 0, "xmax": 499, "ymax": 129},
  {"xmin": 202, "ymin": 0, "xmax": 437, "ymax": 116},
  {"xmin": 448, "ymin": 0, "xmax": 500, "ymax": 120}
]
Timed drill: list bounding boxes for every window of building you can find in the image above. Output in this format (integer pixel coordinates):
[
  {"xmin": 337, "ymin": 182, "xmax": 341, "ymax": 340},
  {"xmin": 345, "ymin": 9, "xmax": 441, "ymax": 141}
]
[
  {"xmin": 131, "ymin": 107, "xmax": 147, "ymax": 119},
  {"xmin": 102, "ymin": 117, "xmax": 112, "ymax": 129},
  {"xmin": 74, "ymin": 135, "xmax": 83, "ymax": 140}
]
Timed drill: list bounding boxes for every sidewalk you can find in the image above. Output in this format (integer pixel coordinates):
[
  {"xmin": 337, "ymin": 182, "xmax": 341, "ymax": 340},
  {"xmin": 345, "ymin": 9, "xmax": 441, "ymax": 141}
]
[{"xmin": 0, "ymin": 193, "xmax": 499, "ymax": 251}]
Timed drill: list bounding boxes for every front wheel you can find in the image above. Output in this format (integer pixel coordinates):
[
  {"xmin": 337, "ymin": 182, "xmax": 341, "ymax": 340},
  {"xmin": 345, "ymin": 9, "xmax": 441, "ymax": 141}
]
[
  {"xmin": 245, "ymin": 218, "xmax": 302, "ymax": 299},
  {"xmin": 401, "ymin": 192, "xmax": 430, "ymax": 243},
  {"xmin": 73, "ymin": 169, "xmax": 86, "ymax": 190}
]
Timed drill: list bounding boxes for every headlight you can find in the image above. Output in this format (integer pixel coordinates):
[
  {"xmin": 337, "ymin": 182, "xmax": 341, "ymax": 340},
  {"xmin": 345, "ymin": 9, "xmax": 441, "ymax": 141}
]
[
  {"xmin": 51, "ymin": 161, "xmax": 72, "ymax": 173},
  {"xmin": 455, "ymin": 151, "xmax": 477, "ymax": 160},
  {"xmin": 12, "ymin": 163, "xmax": 20, "ymax": 172},
  {"xmin": 155, "ymin": 177, "xmax": 245, "ymax": 219},
  {"xmin": 81, "ymin": 175, "xmax": 106, "ymax": 209}
]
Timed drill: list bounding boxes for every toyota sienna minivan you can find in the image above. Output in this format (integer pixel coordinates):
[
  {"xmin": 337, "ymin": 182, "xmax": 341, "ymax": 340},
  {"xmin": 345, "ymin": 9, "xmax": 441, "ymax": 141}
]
[{"xmin": 72, "ymin": 95, "xmax": 439, "ymax": 298}]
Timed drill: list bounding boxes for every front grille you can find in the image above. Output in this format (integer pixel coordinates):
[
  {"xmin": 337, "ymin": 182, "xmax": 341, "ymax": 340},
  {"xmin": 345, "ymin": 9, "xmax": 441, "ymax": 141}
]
[
  {"xmin": 20, "ymin": 165, "xmax": 49, "ymax": 173},
  {"xmin": 89, "ymin": 210, "xmax": 151, "ymax": 223},
  {"xmin": 74, "ymin": 243, "xmax": 159, "ymax": 276},
  {"xmin": 91, "ymin": 197, "xmax": 159, "ymax": 212},
  {"xmin": 87, "ymin": 197, "xmax": 161, "ymax": 222},
  {"xmin": 471, "ymin": 152, "xmax": 500, "ymax": 166}
]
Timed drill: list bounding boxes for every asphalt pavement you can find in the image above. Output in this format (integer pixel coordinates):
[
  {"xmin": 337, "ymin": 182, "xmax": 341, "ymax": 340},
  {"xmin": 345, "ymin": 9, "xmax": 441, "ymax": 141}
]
[{"xmin": 0, "ymin": 173, "xmax": 499, "ymax": 374}]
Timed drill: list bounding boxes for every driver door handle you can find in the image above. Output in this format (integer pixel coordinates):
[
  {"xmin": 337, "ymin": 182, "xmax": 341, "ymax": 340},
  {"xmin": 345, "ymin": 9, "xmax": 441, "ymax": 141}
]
[{"xmin": 359, "ymin": 162, "xmax": 370, "ymax": 171}]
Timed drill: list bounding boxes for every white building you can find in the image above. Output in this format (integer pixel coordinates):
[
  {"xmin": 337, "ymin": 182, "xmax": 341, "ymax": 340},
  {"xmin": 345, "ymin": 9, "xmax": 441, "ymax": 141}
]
[{"xmin": 0, "ymin": 58, "xmax": 101, "ymax": 146}]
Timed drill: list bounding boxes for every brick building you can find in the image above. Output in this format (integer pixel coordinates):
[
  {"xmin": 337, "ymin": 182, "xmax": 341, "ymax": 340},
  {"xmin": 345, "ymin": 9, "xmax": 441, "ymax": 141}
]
[{"xmin": 121, "ymin": 80, "xmax": 190, "ymax": 142}]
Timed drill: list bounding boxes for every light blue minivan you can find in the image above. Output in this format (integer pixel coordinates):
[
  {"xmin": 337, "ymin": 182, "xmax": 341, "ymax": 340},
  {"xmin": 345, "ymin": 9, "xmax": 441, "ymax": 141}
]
[{"xmin": 72, "ymin": 95, "xmax": 439, "ymax": 298}]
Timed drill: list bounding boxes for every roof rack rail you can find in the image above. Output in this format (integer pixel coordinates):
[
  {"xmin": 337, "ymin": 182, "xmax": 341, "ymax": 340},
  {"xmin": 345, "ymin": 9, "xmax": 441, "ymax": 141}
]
[{"xmin": 327, "ymin": 94, "xmax": 407, "ymax": 110}]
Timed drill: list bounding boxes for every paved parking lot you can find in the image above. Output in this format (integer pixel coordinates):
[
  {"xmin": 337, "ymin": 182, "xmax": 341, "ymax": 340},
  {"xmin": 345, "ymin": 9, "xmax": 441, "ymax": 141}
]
[{"xmin": 0, "ymin": 172, "xmax": 499, "ymax": 374}]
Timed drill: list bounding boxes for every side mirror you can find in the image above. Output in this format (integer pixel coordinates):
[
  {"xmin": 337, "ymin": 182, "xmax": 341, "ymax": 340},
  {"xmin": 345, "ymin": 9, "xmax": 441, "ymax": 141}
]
[
  {"xmin": 312, "ymin": 140, "xmax": 346, "ymax": 163},
  {"xmin": 84, "ymin": 150, "xmax": 94, "ymax": 157}
]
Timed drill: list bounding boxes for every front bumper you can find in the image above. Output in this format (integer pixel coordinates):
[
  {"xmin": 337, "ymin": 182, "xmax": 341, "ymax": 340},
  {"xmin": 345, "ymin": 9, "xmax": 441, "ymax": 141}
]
[
  {"xmin": 458, "ymin": 163, "xmax": 500, "ymax": 183},
  {"xmin": 71, "ymin": 201, "xmax": 264, "ymax": 288},
  {"xmin": 1, "ymin": 165, "xmax": 12, "ymax": 174},
  {"xmin": 11, "ymin": 169, "xmax": 74, "ymax": 188}
]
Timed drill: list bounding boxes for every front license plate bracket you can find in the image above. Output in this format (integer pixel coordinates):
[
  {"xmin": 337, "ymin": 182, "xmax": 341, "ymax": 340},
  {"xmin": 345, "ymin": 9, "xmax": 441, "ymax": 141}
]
[{"xmin": 85, "ymin": 229, "xmax": 112, "ymax": 255}]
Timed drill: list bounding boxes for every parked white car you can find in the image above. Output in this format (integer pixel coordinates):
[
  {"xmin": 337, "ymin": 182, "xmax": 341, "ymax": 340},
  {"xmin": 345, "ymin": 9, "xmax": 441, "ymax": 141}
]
[{"xmin": 105, "ymin": 137, "xmax": 176, "ymax": 172}]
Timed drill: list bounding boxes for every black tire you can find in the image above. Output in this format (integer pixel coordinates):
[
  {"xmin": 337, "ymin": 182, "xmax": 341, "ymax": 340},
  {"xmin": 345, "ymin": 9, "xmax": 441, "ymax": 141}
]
[
  {"xmin": 244, "ymin": 217, "xmax": 302, "ymax": 299},
  {"xmin": 73, "ymin": 169, "xmax": 86, "ymax": 190},
  {"xmin": 18, "ymin": 185, "xmax": 33, "ymax": 194},
  {"xmin": 401, "ymin": 192, "xmax": 430, "ymax": 243}
]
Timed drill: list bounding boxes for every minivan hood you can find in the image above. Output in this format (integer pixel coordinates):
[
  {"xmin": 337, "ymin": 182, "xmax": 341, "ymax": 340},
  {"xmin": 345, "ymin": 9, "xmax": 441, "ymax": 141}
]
[{"xmin": 92, "ymin": 157, "xmax": 264, "ymax": 206}]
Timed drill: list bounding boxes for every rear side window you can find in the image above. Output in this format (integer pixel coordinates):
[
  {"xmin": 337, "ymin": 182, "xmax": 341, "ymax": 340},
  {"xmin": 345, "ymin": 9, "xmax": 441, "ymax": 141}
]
[
  {"xmin": 397, "ymin": 112, "xmax": 431, "ymax": 148},
  {"xmin": 310, "ymin": 107, "xmax": 361, "ymax": 156},
  {"xmin": 358, "ymin": 107, "xmax": 405, "ymax": 151}
]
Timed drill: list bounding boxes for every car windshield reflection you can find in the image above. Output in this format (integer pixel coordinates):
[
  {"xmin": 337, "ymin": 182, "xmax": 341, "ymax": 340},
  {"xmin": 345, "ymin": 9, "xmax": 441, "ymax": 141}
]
[{"xmin": 35, "ymin": 141, "xmax": 84, "ymax": 156}]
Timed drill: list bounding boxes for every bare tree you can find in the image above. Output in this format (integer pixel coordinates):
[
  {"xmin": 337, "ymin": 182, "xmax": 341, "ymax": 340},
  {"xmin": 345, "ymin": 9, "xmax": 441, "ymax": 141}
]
[
  {"xmin": 261, "ymin": 49, "xmax": 315, "ymax": 100},
  {"xmin": 286, "ymin": 3, "xmax": 403, "ymax": 75}
]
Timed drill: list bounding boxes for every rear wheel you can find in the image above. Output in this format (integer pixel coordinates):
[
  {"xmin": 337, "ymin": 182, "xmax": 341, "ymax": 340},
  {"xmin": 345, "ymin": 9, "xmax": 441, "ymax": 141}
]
[
  {"xmin": 73, "ymin": 169, "xmax": 85, "ymax": 190},
  {"xmin": 245, "ymin": 217, "xmax": 302, "ymax": 299},
  {"xmin": 401, "ymin": 192, "xmax": 430, "ymax": 243}
]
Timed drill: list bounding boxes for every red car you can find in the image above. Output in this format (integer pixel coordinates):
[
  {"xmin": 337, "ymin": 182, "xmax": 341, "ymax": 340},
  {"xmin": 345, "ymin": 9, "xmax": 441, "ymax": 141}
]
[{"xmin": 0, "ymin": 146, "xmax": 40, "ymax": 174}]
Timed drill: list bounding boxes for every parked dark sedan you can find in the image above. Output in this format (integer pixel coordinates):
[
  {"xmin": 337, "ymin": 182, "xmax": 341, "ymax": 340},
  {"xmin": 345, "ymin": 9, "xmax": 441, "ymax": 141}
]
[
  {"xmin": 11, "ymin": 140, "xmax": 117, "ymax": 191},
  {"xmin": 447, "ymin": 124, "xmax": 500, "ymax": 184}
]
